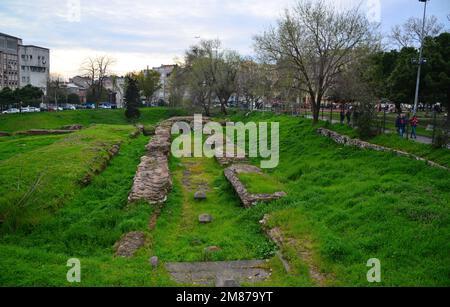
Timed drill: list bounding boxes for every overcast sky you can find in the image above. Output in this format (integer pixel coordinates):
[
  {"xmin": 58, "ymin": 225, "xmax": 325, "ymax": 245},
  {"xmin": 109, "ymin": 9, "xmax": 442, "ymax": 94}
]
[{"xmin": 0, "ymin": 0, "xmax": 448, "ymax": 78}]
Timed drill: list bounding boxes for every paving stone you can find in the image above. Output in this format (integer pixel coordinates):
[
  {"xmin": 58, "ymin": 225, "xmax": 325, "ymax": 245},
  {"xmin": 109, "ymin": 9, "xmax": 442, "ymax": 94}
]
[
  {"xmin": 216, "ymin": 278, "xmax": 241, "ymax": 287},
  {"xmin": 199, "ymin": 214, "xmax": 213, "ymax": 224},
  {"xmin": 194, "ymin": 191, "xmax": 207, "ymax": 200},
  {"xmin": 150, "ymin": 256, "xmax": 159, "ymax": 269},
  {"xmin": 165, "ymin": 260, "xmax": 270, "ymax": 285}
]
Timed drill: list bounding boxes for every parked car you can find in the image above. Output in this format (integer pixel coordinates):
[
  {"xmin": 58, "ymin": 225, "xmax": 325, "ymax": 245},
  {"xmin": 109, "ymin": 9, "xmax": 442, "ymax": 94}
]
[
  {"xmin": 2, "ymin": 108, "xmax": 20, "ymax": 114},
  {"xmin": 83, "ymin": 103, "xmax": 96, "ymax": 109},
  {"xmin": 63, "ymin": 104, "xmax": 76, "ymax": 111},
  {"xmin": 99, "ymin": 103, "xmax": 112, "ymax": 109}
]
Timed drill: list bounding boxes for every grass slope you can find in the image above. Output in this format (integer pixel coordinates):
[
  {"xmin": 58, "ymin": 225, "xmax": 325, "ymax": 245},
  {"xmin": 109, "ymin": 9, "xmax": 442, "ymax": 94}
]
[
  {"xmin": 229, "ymin": 112, "xmax": 450, "ymax": 286},
  {"xmin": 0, "ymin": 134, "xmax": 174, "ymax": 286}
]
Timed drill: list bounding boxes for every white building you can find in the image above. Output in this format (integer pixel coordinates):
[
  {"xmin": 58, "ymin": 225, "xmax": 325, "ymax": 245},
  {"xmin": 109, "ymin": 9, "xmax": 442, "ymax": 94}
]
[
  {"xmin": 103, "ymin": 76, "xmax": 125, "ymax": 108},
  {"xmin": 19, "ymin": 45, "xmax": 50, "ymax": 95},
  {"xmin": 145, "ymin": 64, "xmax": 176, "ymax": 104}
]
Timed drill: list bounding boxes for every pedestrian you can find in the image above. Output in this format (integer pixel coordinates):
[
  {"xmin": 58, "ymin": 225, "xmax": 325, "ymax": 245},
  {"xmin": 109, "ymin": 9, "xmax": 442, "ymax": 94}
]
[
  {"xmin": 396, "ymin": 114, "xmax": 407, "ymax": 138},
  {"xmin": 346, "ymin": 109, "xmax": 352, "ymax": 125},
  {"xmin": 410, "ymin": 115, "xmax": 419, "ymax": 139},
  {"xmin": 340, "ymin": 109, "xmax": 345, "ymax": 124}
]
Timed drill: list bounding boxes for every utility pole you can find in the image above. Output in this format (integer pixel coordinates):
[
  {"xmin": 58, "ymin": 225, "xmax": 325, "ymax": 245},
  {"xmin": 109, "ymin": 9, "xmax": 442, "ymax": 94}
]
[{"xmin": 413, "ymin": 0, "xmax": 429, "ymax": 115}]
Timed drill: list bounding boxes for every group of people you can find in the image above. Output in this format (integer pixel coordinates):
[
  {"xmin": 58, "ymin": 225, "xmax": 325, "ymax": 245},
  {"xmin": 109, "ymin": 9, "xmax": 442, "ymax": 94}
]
[{"xmin": 395, "ymin": 114, "xmax": 419, "ymax": 139}]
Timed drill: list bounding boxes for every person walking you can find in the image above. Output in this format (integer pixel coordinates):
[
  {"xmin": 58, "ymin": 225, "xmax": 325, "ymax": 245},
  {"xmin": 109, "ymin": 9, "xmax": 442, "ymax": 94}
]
[
  {"xmin": 340, "ymin": 109, "xmax": 345, "ymax": 124},
  {"xmin": 346, "ymin": 109, "xmax": 352, "ymax": 125},
  {"xmin": 396, "ymin": 114, "xmax": 407, "ymax": 138},
  {"xmin": 410, "ymin": 115, "xmax": 419, "ymax": 139}
]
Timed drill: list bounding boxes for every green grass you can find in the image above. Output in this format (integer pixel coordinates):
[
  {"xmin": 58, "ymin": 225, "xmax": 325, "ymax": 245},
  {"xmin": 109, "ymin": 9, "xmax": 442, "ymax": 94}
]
[
  {"xmin": 0, "ymin": 109, "xmax": 448, "ymax": 286},
  {"xmin": 0, "ymin": 134, "xmax": 175, "ymax": 286},
  {"xmin": 0, "ymin": 134, "xmax": 66, "ymax": 161},
  {"xmin": 228, "ymin": 112, "xmax": 450, "ymax": 286},
  {"xmin": 0, "ymin": 124, "xmax": 136, "ymax": 232},
  {"xmin": 238, "ymin": 172, "xmax": 285, "ymax": 195},
  {"xmin": 150, "ymin": 156, "xmax": 276, "ymax": 262},
  {"xmin": 0, "ymin": 108, "xmax": 186, "ymax": 132}
]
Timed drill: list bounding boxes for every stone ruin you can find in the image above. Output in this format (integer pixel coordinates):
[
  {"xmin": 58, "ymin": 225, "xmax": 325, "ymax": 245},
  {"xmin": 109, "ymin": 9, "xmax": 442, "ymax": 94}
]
[
  {"xmin": 224, "ymin": 164, "xmax": 287, "ymax": 208},
  {"xmin": 115, "ymin": 231, "xmax": 145, "ymax": 257},
  {"xmin": 128, "ymin": 117, "xmax": 211, "ymax": 205},
  {"xmin": 317, "ymin": 128, "xmax": 449, "ymax": 171}
]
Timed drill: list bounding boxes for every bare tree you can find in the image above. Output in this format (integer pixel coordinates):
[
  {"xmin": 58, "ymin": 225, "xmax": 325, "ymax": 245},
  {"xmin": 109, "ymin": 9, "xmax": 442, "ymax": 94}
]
[
  {"xmin": 254, "ymin": 0, "xmax": 378, "ymax": 123},
  {"xmin": 237, "ymin": 60, "xmax": 275, "ymax": 110},
  {"xmin": 80, "ymin": 55, "xmax": 116, "ymax": 107},
  {"xmin": 215, "ymin": 51, "xmax": 241, "ymax": 114},
  {"xmin": 390, "ymin": 15, "xmax": 444, "ymax": 49}
]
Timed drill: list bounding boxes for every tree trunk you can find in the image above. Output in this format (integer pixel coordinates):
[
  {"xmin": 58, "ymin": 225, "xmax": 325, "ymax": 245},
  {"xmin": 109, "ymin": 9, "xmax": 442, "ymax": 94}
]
[
  {"xmin": 220, "ymin": 98, "xmax": 228, "ymax": 115},
  {"xmin": 311, "ymin": 96, "xmax": 320, "ymax": 124}
]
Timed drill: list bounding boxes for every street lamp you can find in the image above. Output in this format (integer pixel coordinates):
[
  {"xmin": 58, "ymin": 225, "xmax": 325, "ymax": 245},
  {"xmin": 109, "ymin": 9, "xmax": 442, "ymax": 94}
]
[{"xmin": 413, "ymin": 0, "xmax": 429, "ymax": 115}]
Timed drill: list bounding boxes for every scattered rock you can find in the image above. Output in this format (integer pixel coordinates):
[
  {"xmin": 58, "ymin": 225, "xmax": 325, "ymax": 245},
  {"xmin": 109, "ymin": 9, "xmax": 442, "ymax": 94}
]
[
  {"xmin": 115, "ymin": 231, "xmax": 145, "ymax": 258},
  {"xmin": 199, "ymin": 214, "xmax": 213, "ymax": 224},
  {"xmin": 149, "ymin": 256, "xmax": 159, "ymax": 269},
  {"xmin": 108, "ymin": 144, "xmax": 121, "ymax": 157},
  {"xmin": 194, "ymin": 191, "xmax": 207, "ymax": 200},
  {"xmin": 204, "ymin": 246, "xmax": 221, "ymax": 253}
]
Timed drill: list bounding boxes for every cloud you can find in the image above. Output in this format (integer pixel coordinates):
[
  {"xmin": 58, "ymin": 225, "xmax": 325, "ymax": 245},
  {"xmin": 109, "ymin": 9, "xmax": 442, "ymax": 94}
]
[{"xmin": 1, "ymin": 0, "xmax": 448, "ymax": 77}]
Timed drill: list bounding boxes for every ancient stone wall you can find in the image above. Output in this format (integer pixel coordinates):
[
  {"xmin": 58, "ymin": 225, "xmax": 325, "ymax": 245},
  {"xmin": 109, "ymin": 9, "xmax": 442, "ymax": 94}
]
[
  {"xmin": 128, "ymin": 116, "xmax": 211, "ymax": 205},
  {"xmin": 317, "ymin": 128, "xmax": 449, "ymax": 171},
  {"xmin": 224, "ymin": 164, "xmax": 287, "ymax": 208}
]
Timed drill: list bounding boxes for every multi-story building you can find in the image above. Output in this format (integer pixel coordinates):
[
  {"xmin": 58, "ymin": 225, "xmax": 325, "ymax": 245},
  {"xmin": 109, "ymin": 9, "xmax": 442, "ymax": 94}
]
[
  {"xmin": 0, "ymin": 32, "xmax": 49, "ymax": 95},
  {"xmin": 19, "ymin": 45, "xmax": 50, "ymax": 95},
  {"xmin": 145, "ymin": 64, "xmax": 176, "ymax": 104},
  {"xmin": 0, "ymin": 33, "xmax": 21, "ymax": 90}
]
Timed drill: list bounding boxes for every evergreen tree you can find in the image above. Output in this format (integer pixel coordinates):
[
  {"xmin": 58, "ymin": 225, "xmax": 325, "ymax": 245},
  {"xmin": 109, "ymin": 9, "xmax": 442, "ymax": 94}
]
[{"xmin": 124, "ymin": 75, "xmax": 141, "ymax": 120}]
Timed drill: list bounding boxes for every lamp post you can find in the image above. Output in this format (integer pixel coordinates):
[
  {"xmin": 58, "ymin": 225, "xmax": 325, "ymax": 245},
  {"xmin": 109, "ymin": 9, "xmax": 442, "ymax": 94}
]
[{"xmin": 413, "ymin": 0, "xmax": 429, "ymax": 115}]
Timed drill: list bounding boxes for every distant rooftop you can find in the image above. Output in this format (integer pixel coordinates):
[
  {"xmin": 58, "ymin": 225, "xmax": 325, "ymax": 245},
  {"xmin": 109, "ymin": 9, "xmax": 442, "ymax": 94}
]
[
  {"xmin": 0, "ymin": 32, "xmax": 21, "ymax": 40},
  {"xmin": 19, "ymin": 45, "xmax": 50, "ymax": 51}
]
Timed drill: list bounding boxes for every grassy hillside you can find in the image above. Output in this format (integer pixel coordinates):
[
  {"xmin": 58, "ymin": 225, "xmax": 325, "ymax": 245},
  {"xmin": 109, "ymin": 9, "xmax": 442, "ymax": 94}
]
[
  {"xmin": 0, "ymin": 108, "xmax": 186, "ymax": 132},
  {"xmin": 0, "ymin": 110, "xmax": 448, "ymax": 286},
  {"xmin": 229, "ymin": 112, "xmax": 450, "ymax": 286}
]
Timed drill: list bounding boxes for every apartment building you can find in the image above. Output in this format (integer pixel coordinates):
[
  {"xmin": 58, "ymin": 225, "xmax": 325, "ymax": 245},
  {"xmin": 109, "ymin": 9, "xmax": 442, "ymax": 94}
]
[
  {"xmin": 0, "ymin": 32, "xmax": 50, "ymax": 95},
  {"xmin": 0, "ymin": 33, "xmax": 21, "ymax": 90},
  {"xmin": 146, "ymin": 64, "xmax": 176, "ymax": 104},
  {"xmin": 19, "ymin": 45, "xmax": 50, "ymax": 95}
]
